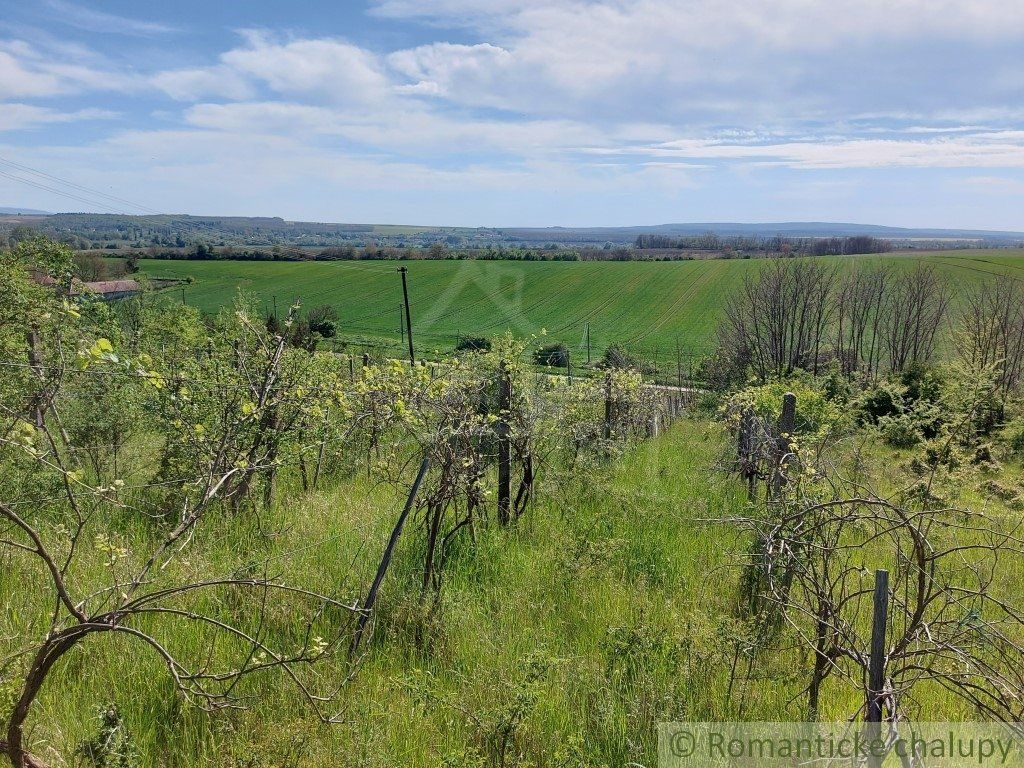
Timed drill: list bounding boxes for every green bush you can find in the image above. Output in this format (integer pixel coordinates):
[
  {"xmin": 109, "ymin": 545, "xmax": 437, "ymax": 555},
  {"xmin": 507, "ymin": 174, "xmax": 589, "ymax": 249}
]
[
  {"xmin": 999, "ymin": 419, "xmax": 1024, "ymax": 457},
  {"xmin": 534, "ymin": 342, "xmax": 569, "ymax": 367},
  {"xmin": 77, "ymin": 704, "xmax": 138, "ymax": 768},
  {"xmin": 856, "ymin": 380, "xmax": 906, "ymax": 423},
  {"xmin": 601, "ymin": 343, "xmax": 641, "ymax": 371},
  {"xmin": 456, "ymin": 336, "xmax": 492, "ymax": 352},
  {"xmin": 878, "ymin": 413, "xmax": 922, "ymax": 448},
  {"xmin": 727, "ymin": 374, "xmax": 848, "ymax": 436}
]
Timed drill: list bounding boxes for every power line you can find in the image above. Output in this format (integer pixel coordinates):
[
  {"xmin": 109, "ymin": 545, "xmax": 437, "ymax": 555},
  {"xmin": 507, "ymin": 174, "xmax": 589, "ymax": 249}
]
[{"xmin": 0, "ymin": 156, "xmax": 163, "ymax": 215}]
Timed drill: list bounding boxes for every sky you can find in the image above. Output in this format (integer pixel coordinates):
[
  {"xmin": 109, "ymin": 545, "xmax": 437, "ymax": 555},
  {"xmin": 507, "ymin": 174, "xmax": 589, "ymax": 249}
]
[{"xmin": 0, "ymin": 0, "xmax": 1023, "ymax": 229}]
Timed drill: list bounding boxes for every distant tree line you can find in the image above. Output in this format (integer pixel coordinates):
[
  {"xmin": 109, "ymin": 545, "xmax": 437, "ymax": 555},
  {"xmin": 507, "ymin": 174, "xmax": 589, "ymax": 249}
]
[
  {"xmin": 634, "ymin": 233, "xmax": 892, "ymax": 255},
  {"xmin": 104, "ymin": 239, "xmax": 897, "ymax": 265}
]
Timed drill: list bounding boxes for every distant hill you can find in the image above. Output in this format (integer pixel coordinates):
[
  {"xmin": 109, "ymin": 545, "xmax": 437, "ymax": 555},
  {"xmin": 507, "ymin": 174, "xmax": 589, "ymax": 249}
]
[
  {"xmin": 498, "ymin": 222, "xmax": 1024, "ymax": 243},
  {"xmin": 0, "ymin": 206, "xmax": 50, "ymax": 215},
  {"xmin": 2, "ymin": 212, "xmax": 1022, "ymax": 250}
]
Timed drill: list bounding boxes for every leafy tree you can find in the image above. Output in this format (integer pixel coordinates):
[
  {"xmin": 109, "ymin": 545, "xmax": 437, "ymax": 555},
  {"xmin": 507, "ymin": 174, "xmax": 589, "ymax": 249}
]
[{"xmin": 306, "ymin": 305, "xmax": 338, "ymax": 339}]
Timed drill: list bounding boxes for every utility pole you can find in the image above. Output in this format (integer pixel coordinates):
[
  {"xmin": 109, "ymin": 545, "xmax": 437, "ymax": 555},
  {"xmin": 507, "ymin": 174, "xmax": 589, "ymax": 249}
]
[
  {"xmin": 397, "ymin": 267, "xmax": 415, "ymax": 364},
  {"xmin": 399, "ymin": 303, "xmax": 405, "ymax": 346},
  {"xmin": 585, "ymin": 322, "xmax": 591, "ymax": 365}
]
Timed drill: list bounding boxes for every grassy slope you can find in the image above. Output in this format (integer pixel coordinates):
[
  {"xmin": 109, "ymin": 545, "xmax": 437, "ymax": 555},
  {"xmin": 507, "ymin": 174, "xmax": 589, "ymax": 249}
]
[
  {"xmin": 141, "ymin": 250, "xmax": 1024, "ymax": 360},
  {"xmin": 9, "ymin": 416, "xmax": 1014, "ymax": 766},
  {"xmin": 4, "ymin": 422, "xmax": 744, "ymax": 767}
]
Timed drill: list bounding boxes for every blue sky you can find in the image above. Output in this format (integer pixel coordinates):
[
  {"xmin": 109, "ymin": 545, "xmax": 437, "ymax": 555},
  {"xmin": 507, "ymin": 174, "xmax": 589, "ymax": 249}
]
[{"xmin": 1, "ymin": 0, "xmax": 1023, "ymax": 228}]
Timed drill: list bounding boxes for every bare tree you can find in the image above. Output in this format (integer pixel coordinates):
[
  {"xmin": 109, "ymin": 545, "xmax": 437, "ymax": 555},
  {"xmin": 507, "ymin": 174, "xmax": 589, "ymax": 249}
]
[
  {"xmin": 833, "ymin": 263, "xmax": 891, "ymax": 378},
  {"xmin": 956, "ymin": 278, "xmax": 1024, "ymax": 417},
  {"xmin": 882, "ymin": 264, "xmax": 951, "ymax": 373},
  {"xmin": 718, "ymin": 258, "xmax": 839, "ymax": 381}
]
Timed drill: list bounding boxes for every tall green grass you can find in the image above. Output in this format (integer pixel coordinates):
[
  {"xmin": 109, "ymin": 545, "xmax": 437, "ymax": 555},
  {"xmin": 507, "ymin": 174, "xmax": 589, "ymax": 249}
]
[{"xmin": 5, "ymin": 417, "xmax": 1002, "ymax": 767}]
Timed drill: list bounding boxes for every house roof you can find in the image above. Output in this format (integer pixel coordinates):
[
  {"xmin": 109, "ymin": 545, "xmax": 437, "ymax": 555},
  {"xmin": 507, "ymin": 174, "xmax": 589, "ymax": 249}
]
[
  {"xmin": 33, "ymin": 274, "xmax": 141, "ymax": 295},
  {"xmin": 80, "ymin": 280, "xmax": 140, "ymax": 295}
]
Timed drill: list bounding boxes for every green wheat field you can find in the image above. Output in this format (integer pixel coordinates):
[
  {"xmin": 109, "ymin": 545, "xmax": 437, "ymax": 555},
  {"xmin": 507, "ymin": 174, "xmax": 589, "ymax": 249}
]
[{"xmin": 142, "ymin": 250, "xmax": 1024, "ymax": 359}]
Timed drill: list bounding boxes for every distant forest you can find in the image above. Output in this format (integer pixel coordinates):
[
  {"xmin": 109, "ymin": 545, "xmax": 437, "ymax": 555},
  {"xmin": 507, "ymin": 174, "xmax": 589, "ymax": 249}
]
[
  {"xmin": 634, "ymin": 233, "xmax": 893, "ymax": 256},
  {"xmin": 1, "ymin": 212, "xmax": 1017, "ymax": 262},
  {"xmin": 96, "ymin": 234, "xmax": 893, "ymax": 263}
]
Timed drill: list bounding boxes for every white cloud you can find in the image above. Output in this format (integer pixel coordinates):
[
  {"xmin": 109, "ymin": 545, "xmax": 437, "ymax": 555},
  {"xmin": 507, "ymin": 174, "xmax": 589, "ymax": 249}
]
[
  {"xmin": 183, "ymin": 100, "xmax": 610, "ymax": 156},
  {"xmin": 373, "ymin": 0, "xmax": 1024, "ymax": 125},
  {"xmin": 0, "ymin": 103, "xmax": 116, "ymax": 131},
  {"xmin": 372, "ymin": 0, "xmax": 1024, "ymax": 40},
  {"xmin": 0, "ymin": 39, "xmax": 139, "ymax": 98},
  {"xmin": 961, "ymin": 176, "xmax": 1024, "ymax": 194},
  {"xmin": 31, "ymin": 128, "xmax": 574, "ymax": 201},
  {"xmin": 388, "ymin": 43, "xmax": 512, "ymax": 97},
  {"xmin": 148, "ymin": 31, "xmax": 396, "ymax": 107},
  {"xmin": 587, "ymin": 131, "xmax": 1024, "ymax": 170},
  {"xmin": 220, "ymin": 31, "xmax": 392, "ymax": 105},
  {"xmin": 0, "ymin": 47, "xmax": 63, "ymax": 97},
  {"xmin": 152, "ymin": 66, "xmax": 254, "ymax": 101},
  {"xmin": 371, "ymin": 0, "xmax": 547, "ymax": 21},
  {"xmin": 43, "ymin": 0, "xmax": 178, "ymax": 36},
  {"xmin": 183, "ymin": 102, "xmax": 341, "ymax": 134}
]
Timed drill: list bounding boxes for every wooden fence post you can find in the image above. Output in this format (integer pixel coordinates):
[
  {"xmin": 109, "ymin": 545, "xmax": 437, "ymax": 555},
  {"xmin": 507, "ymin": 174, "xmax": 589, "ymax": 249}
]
[
  {"xmin": 350, "ymin": 457, "xmax": 430, "ymax": 656},
  {"xmin": 736, "ymin": 407, "xmax": 750, "ymax": 461},
  {"xmin": 867, "ymin": 569, "xmax": 889, "ymax": 722},
  {"xmin": 312, "ymin": 407, "xmax": 329, "ymax": 490},
  {"xmin": 737, "ymin": 408, "xmax": 756, "ymax": 498},
  {"xmin": 770, "ymin": 392, "xmax": 797, "ymax": 498},
  {"xmin": 778, "ymin": 392, "xmax": 796, "ymax": 449},
  {"xmin": 603, "ymin": 373, "xmax": 613, "ymax": 440},
  {"xmin": 497, "ymin": 361, "xmax": 512, "ymax": 525},
  {"xmin": 866, "ymin": 569, "xmax": 890, "ymax": 768}
]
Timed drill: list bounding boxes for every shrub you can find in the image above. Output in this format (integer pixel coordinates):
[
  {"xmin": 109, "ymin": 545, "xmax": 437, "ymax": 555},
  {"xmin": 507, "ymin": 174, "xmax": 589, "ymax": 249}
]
[
  {"xmin": 456, "ymin": 336, "xmax": 491, "ymax": 353},
  {"xmin": 727, "ymin": 374, "xmax": 848, "ymax": 436},
  {"xmin": 77, "ymin": 704, "xmax": 138, "ymax": 768},
  {"xmin": 878, "ymin": 413, "xmax": 922, "ymax": 448},
  {"xmin": 533, "ymin": 342, "xmax": 569, "ymax": 367},
  {"xmin": 601, "ymin": 343, "xmax": 640, "ymax": 371},
  {"xmin": 901, "ymin": 362, "xmax": 945, "ymax": 404},
  {"xmin": 999, "ymin": 418, "xmax": 1024, "ymax": 457},
  {"xmin": 856, "ymin": 380, "xmax": 906, "ymax": 423},
  {"xmin": 306, "ymin": 304, "xmax": 338, "ymax": 339}
]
